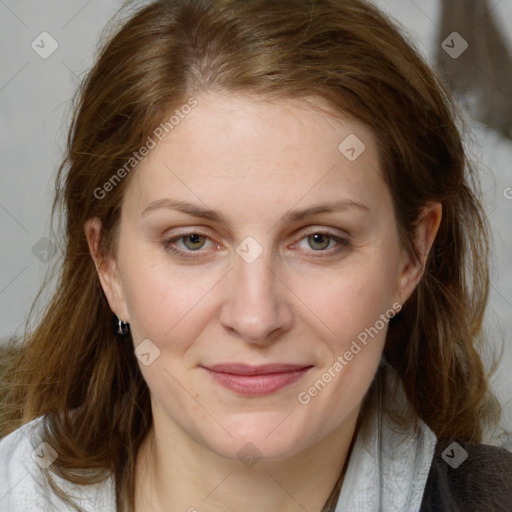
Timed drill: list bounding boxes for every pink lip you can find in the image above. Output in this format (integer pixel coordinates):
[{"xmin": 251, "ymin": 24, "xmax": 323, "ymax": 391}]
[{"xmin": 202, "ymin": 363, "xmax": 313, "ymax": 395}]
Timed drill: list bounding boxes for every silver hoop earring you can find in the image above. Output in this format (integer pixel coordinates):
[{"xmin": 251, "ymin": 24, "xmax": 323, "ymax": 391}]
[{"xmin": 115, "ymin": 317, "xmax": 130, "ymax": 336}]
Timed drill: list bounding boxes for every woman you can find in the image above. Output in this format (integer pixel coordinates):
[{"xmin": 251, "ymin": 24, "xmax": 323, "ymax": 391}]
[{"xmin": 1, "ymin": 0, "xmax": 511, "ymax": 510}]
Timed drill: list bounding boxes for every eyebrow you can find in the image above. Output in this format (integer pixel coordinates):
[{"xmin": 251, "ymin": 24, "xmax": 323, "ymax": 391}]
[{"xmin": 141, "ymin": 198, "xmax": 369, "ymax": 224}]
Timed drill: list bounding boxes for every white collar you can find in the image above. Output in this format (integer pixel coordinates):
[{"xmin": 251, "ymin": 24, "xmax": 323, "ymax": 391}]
[{"xmin": 335, "ymin": 362, "xmax": 437, "ymax": 511}]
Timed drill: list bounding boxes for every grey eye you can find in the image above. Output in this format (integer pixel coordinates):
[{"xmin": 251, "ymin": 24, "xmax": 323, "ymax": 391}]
[
  {"xmin": 307, "ymin": 233, "xmax": 333, "ymax": 250},
  {"xmin": 181, "ymin": 233, "xmax": 207, "ymax": 250}
]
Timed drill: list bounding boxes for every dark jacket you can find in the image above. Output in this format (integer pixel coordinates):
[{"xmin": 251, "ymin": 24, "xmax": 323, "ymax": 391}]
[{"xmin": 420, "ymin": 439, "xmax": 512, "ymax": 511}]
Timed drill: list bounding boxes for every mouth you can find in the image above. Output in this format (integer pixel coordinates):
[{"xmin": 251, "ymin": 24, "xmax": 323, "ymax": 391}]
[{"xmin": 201, "ymin": 363, "xmax": 314, "ymax": 396}]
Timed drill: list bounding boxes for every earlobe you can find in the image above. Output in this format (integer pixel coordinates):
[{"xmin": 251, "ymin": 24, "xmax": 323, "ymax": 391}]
[
  {"xmin": 394, "ymin": 202, "xmax": 442, "ymax": 306},
  {"xmin": 84, "ymin": 218, "xmax": 129, "ymax": 321}
]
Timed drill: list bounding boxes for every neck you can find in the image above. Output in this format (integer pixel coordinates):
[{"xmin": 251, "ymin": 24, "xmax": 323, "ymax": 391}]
[{"xmin": 134, "ymin": 407, "xmax": 360, "ymax": 512}]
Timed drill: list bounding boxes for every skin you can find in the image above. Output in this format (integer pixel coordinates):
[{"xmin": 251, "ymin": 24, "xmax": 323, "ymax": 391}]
[{"xmin": 86, "ymin": 91, "xmax": 441, "ymax": 512}]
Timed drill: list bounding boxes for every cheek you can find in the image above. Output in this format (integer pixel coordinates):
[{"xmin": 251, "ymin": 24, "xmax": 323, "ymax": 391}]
[
  {"xmin": 118, "ymin": 243, "xmax": 218, "ymax": 345},
  {"xmin": 293, "ymin": 257, "xmax": 397, "ymax": 349},
  {"xmin": 293, "ymin": 269, "xmax": 393, "ymax": 438}
]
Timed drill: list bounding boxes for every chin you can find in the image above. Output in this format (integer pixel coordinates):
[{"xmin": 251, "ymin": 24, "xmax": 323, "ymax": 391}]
[{"xmin": 199, "ymin": 414, "xmax": 313, "ymax": 463}]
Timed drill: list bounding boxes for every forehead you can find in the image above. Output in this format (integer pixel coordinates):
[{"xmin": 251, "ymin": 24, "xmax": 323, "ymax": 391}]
[{"xmin": 123, "ymin": 92, "xmax": 390, "ymax": 222}]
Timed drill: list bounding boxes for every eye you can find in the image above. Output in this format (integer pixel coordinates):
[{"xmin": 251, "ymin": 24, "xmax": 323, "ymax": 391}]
[
  {"xmin": 304, "ymin": 233, "xmax": 335, "ymax": 251},
  {"xmin": 178, "ymin": 233, "xmax": 209, "ymax": 251},
  {"xmin": 293, "ymin": 230, "xmax": 350, "ymax": 254},
  {"xmin": 163, "ymin": 232, "xmax": 217, "ymax": 258},
  {"xmin": 162, "ymin": 228, "xmax": 350, "ymax": 260}
]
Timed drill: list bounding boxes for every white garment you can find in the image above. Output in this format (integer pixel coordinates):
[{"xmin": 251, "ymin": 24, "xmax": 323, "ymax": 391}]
[
  {"xmin": 0, "ymin": 364, "xmax": 436, "ymax": 511},
  {"xmin": 335, "ymin": 363, "xmax": 437, "ymax": 511},
  {"xmin": 0, "ymin": 418, "xmax": 116, "ymax": 511}
]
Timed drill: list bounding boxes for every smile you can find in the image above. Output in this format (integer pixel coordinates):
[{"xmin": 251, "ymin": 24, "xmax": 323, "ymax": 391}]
[{"xmin": 201, "ymin": 363, "xmax": 314, "ymax": 396}]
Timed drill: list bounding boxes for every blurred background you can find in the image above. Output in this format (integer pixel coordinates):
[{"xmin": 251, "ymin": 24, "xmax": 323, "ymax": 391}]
[{"xmin": 1, "ymin": 0, "xmax": 511, "ymax": 441}]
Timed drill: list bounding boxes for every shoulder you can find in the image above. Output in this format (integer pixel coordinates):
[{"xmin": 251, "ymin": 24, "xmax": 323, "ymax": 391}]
[
  {"xmin": 0, "ymin": 416, "xmax": 54, "ymax": 511},
  {"xmin": 0, "ymin": 416, "xmax": 116, "ymax": 512},
  {"xmin": 420, "ymin": 438, "xmax": 512, "ymax": 512}
]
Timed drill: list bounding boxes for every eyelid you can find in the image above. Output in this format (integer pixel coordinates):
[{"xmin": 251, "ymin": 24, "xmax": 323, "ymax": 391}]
[
  {"xmin": 162, "ymin": 229, "xmax": 217, "ymax": 257},
  {"xmin": 162, "ymin": 226, "xmax": 350, "ymax": 258},
  {"xmin": 288, "ymin": 229, "xmax": 350, "ymax": 255},
  {"xmin": 296, "ymin": 225, "xmax": 350, "ymax": 239}
]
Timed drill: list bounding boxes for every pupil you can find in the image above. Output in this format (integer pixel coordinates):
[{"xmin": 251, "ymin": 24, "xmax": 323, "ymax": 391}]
[
  {"xmin": 184, "ymin": 233, "xmax": 204, "ymax": 250},
  {"xmin": 310, "ymin": 233, "xmax": 329, "ymax": 250}
]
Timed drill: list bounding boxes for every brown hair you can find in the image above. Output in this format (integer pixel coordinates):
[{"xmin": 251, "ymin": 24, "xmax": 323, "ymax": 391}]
[{"xmin": 0, "ymin": 0, "xmax": 501, "ymax": 510}]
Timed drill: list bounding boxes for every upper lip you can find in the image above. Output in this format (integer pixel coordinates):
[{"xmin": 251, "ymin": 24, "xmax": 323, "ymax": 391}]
[{"xmin": 203, "ymin": 363, "xmax": 312, "ymax": 376}]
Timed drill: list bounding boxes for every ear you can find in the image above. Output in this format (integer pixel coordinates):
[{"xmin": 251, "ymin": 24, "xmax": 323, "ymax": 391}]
[
  {"xmin": 393, "ymin": 202, "xmax": 442, "ymax": 306},
  {"xmin": 84, "ymin": 218, "xmax": 129, "ymax": 321}
]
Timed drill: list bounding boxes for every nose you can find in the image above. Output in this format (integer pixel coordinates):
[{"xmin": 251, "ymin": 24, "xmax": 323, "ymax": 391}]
[{"xmin": 218, "ymin": 250, "xmax": 294, "ymax": 345}]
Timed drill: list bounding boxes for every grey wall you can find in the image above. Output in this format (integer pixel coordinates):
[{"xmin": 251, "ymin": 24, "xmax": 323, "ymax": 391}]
[{"xmin": 1, "ymin": 0, "xmax": 511, "ymax": 439}]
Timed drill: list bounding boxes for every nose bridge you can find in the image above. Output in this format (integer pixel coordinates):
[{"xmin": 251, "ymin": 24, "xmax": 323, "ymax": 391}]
[
  {"xmin": 219, "ymin": 243, "xmax": 292, "ymax": 343},
  {"xmin": 233, "ymin": 233, "xmax": 277, "ymax": 299},
  {"xmin": 235, "ymin": 250, "xmax": 275, "ymax": 303}
]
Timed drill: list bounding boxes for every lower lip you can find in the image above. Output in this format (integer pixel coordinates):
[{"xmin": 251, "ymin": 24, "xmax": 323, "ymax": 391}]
[{"xmin": 203, "ymin": 368, "xmax": 311, "ymax": 396}]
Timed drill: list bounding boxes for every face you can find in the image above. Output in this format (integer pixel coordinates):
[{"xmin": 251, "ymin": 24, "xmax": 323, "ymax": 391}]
[{"xmin": 88, "ymin": 91, "xmax": 437, "ymax": 462}]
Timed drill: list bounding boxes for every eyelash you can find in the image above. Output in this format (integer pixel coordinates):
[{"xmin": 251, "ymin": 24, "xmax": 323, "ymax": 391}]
[{"xmin": 162, "ymin": 229, "xmax": 351, "ymax": 260}]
